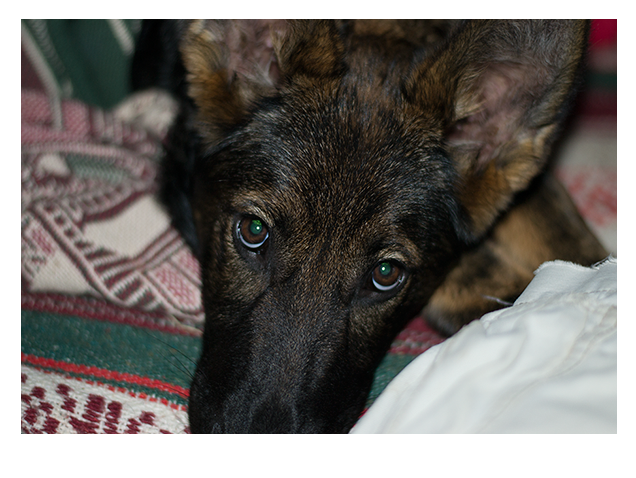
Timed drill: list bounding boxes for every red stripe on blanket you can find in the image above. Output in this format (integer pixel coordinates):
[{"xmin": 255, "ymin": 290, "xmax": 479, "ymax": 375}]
[
  {"xmin": 22, "ymin": 353, "xmax": 190, "ymax": 399},
  {"xmin": 21, "ymin": 292, "xmax": 201, "ymax": 337}
]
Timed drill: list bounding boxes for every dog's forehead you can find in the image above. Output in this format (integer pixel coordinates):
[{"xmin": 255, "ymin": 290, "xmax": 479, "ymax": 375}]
[
  {"xmin": 255, "ymin": 86, "xmax": 451, "ymax": 201},
  {"xmin": 223, "ymin": 92, "xmax": 457, "ymax": 260}
]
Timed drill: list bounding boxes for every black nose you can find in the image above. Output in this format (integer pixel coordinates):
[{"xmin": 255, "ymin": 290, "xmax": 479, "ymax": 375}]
[{"xmin": 246, "ymin": 399, "xmax": 297, "ymax": 433}]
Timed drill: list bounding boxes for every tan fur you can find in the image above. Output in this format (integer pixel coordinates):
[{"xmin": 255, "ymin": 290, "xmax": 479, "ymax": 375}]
[{"xmin": 425, "ymin": 173, "xmax": 607, "ymax": 335}]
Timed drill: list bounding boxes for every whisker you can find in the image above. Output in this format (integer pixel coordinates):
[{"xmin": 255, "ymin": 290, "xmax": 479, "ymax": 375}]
[{"xmin": 480, "ymin": 295, "xmax": 513, "ymax": 307}]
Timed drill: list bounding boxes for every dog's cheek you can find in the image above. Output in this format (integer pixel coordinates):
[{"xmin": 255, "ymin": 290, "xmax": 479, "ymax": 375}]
[
  {"xmin": 201, "ymin": 231, "xmax": 267, "ymax": 312},
  {"xmin": 350, "ymin": 286, "xmax": 424, "ymax": 360}
]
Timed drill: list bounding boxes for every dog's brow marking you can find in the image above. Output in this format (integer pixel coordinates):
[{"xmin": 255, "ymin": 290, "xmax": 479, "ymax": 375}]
[
  {"xmin": 372, "ymin": 237, "xmax": 421, "ymax": 267},
  {"xmin": 376, "ymin": 250, "xmax": 408, "ymax": 264}
]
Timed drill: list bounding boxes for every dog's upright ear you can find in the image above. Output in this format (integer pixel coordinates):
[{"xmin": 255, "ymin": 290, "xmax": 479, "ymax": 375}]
[
  {"xmin": 178, "ymin": 20, "xmax": 344, "ymax": 145},
  {"xmin": 406, "ymin": 20, "xmax": 589, "ymax": 239}
]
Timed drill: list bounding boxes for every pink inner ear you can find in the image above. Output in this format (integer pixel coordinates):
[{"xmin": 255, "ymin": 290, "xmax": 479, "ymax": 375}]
[
  {"xmin": 447, "ymin": 63, "xmax": 540, "ymax": 169},
  {"xmin": 225, "ymin": 20, "xmax": 287, "ymax": 87}
]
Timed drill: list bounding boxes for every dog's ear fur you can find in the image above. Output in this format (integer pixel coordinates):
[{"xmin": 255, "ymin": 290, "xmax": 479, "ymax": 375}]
[
  {"xmin": 179, "ymin": 20, "xmax": 344, "ymax": 145},
  {"xmin": 406, "ymin": 20, "xmax": 589, "ymax": 239}
]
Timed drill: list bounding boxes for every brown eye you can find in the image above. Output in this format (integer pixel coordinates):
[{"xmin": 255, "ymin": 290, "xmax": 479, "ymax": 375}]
[
  {"xmin": 238, "ymin": 217, "xmax": 269, "ymax": 249},
  {"xmin": 371, "ymin": 261, "xmax": 403, "ymax": 292}
]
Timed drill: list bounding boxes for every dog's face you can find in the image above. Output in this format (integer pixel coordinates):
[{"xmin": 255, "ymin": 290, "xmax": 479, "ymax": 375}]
[
  {"xmin": 153, "ymin": 20, "xmax": 589, "ymax": 432},
  {"xmin": 188, "ymin": 78, "xmax": 464, "ymax": 432}
]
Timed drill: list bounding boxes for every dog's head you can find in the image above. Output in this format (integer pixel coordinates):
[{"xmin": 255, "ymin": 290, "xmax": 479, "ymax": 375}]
[{"xmin": 172, "ymin": 20, "xmax": 588, "ymax": 432}]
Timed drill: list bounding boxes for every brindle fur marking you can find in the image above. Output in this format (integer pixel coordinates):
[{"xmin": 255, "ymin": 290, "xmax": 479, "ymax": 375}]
[
  {"xmin": 425, "ymin": 173, "xmax": 607, "ymax": 335},
  {"xmin": 133, "ymin": 20, "xmax": 606, "ymax": 433}
]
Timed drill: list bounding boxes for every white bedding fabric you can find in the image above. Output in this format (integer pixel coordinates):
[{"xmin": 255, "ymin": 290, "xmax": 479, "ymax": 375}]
[{"xmin": 352, "ymin": 257, "xmax": 617, "ymax": 434}]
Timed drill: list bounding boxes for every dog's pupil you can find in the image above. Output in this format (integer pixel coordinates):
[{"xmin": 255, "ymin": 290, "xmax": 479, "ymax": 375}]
[
  {"xmin": 249, "ymin": 219, "xmax": 263, "ymax": 237},
  {"xmin": 378, "ymin": 262, "xmax": 392, "ymax": 277}
]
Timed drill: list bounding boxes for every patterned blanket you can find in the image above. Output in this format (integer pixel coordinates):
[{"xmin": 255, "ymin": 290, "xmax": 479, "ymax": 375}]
[{"xmin": 21, "ymin": 20, "xmax": 616, "ymax": 433}]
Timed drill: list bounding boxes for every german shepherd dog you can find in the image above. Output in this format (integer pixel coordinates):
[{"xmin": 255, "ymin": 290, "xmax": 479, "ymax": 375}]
[{"xmin": 132, "ymin": 20, "xmax": 607, "ymax": 433}]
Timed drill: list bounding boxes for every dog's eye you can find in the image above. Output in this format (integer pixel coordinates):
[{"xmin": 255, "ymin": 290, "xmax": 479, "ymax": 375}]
[
  {"xmin": 371, "ymin": 261, "xmax": 403, "ymax": 292},
  {"xmin": 238, "ymin": 217, "xmax": 269, "ymax": 249}
]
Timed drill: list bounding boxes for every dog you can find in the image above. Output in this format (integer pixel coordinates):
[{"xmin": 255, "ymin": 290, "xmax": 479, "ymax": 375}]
[{"xmin": 132, "ymin": 20, "xmax": 607, "ymax": 433}]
